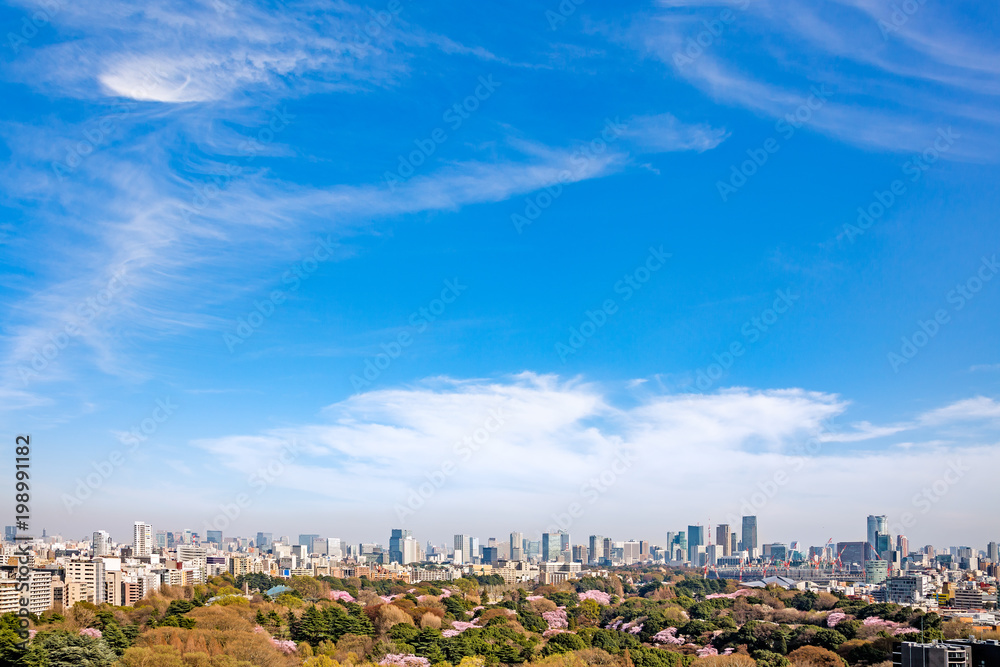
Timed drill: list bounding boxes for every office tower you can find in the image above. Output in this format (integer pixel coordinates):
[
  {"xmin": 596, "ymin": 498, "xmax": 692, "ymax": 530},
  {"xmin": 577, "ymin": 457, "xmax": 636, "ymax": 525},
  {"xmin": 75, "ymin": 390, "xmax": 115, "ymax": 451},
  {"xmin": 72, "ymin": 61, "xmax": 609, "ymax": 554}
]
[
  {"xmin": 206, "ymin": 530, "xmax": 222, "ymax": 545},
  {"xmin": 988, "ymin": 542, "xmax": 998, "ymax": 562},
  {"xmin": 403, "ymin": 534, "xmax": 419, "ymax": 564},
  {"xmin": 559, "ymin": 531, "xmax": 570, "ymax": 558},
  {"xmin": 731, "ymin": 533, "xmax": 738, "ymax": 555},
  {"xmin": 602, "ymin": 537, "xmax": 612, "ymax": 564},
  {"xmin": 453, "ymin": 534, "xmax": 470, "ymax": 564},
  {"xmin": 876, "ymin": 532, "xmax": 891, "ymax": 558},
  {"xmin": 867, "ymin": 515, "xmax": 887, "ymax": 552},
  {"xmin": 589, "ymin": 535, "xmax": 604, "ymax": 565},
  {"xmin": 741, "ymin": 516, "xmax": 758, "ymax": 553},
  {"xmin": 716, "ymin": 525, "xmax": 732, "ymax": 557},
  {"xmin": 133, "ymin": 521, "xmax": 152, "ymax": 557},
  {"xmin": 155, "ymin": 530, "xmax": 168, "ymax": 548},
  {"xmin": 92, "ymin": 530, "xmax": 112, "ymax": 557},
  {"xmin": 299, "ymin": 534, "xmax": 319, "ymax": 547},
  {"xmin": 510, "ymin": 532, "xmax": 524, "ymax": 560},
  {"xmin": 673, "ymin": 531, "xmax": 687, "ymax": 561},
  {"xmin": 623, "ymin": 540, "xmax": 641, "ymax": 564},
  {"xmin": 482, "ymin": 547, "xmax": 498, "ymax": 565},
  {"xmin": 541, "ymin": 533, "xmax": 555, "ymax": 561},
  {"xmin": 256, "ymin": 532, "xmax": 273, "ymax": 550},
  {"xmin": 4, "ymin": 526, "xmax": 16, "ymax": 542},
  {"xmin": 687, "ymin": 525, "xmax": 704, "ymax": 563},
  {"xmin": 897, "ymin": 535, "xmax": 909, "ymax": 557},
  {"xmin": 572, "ymin": 545, "xmax": 588, "ymax": 563},
  {"xmin": 390, "ymin": 529, "xmax": 411, "ymax": 564},
  {"xmin": 665, "ymin": 532, "xmax": 675, "ymax": 553},
  {"xmin": 526, "ymin": 540, "xmax": 540, "ymax": 560},
  {"xmin": 469, "ymin": 537, "xmax": 480, "ymax": 562}
]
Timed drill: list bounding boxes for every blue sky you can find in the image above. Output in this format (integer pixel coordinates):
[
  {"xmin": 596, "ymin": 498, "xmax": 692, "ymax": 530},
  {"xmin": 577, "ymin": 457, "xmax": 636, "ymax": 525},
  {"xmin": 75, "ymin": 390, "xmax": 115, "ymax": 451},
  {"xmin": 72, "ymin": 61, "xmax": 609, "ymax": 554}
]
[{"xmin": 1, "ymin": 0, "xmax": 998, "ymax": 550}]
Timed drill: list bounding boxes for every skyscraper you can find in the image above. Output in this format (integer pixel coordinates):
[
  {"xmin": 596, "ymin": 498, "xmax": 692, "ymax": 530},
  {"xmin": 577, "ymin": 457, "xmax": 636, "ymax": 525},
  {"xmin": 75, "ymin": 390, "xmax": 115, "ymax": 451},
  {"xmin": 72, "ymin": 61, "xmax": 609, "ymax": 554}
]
[
  {"xmin": 389, "ymin": 529, "xmax": 411, "ymax": 564},
  {"xmin": 541, "ymin": 532, "xmax": 555, "ymax": 561},
  {"xmin": 687, "ymin": 525, "xmax": 704, "ymax": 563},
  {"xmin": 741, "ymin": 516, "xmax": 758, "ymax": 553},
  {"xmin": 206, "ymin": 530, "xmax": 222, "ymax": 545},
  {"xmin": 988, "ymin": 541, "xmax": 999, "ymax": 562},
  {"xmin": 298, "ymin": 534, "xmax": 319, "ymax": 547},
  {"xmin": 92, "ymin": 530, "xmax": 111, "ymax": 557},
  {"xmin": 255, "ymin": 532, "xmax": 273, "ymax": 550},
  {"xmin": 133, "ymin": 521, "xmax": 152, "ymax": 557},
  {"xmin": 453, "ymin": 534, "xmax": 470, "ymax": 563},
  {"xmin": 867, "ymin": 515, "xmax": 887, "ymax": 551},
  {"xmin": 716, "ymin": 524, "xmax": 732, "ymax": 557},
  {"xmin": 510, "ymin": 531, "xmax": 524, "ymax": 560},
  {"xmin": 589, "ymin": 535, "xmax": 604, "ymax": 565}
]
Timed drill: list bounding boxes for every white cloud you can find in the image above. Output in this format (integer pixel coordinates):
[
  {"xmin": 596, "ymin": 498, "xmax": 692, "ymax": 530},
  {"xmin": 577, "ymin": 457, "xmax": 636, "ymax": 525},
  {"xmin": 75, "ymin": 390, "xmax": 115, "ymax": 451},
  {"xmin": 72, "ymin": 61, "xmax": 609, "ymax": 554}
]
[
  {"xmin": 622, "ymin": 113, "xmax": 729, "ymax": 153},
  {"xmin": 190, "ymin": 375, "xmax": 1000, "ymax": 545}
]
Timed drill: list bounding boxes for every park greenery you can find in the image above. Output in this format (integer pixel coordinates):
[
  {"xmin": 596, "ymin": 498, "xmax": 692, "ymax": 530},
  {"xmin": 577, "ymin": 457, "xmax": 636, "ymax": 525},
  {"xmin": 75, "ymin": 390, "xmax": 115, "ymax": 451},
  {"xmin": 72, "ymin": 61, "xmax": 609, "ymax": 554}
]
[{"xmin": 1, "ymin": 568, "xmax": 993, "ymax": 667}]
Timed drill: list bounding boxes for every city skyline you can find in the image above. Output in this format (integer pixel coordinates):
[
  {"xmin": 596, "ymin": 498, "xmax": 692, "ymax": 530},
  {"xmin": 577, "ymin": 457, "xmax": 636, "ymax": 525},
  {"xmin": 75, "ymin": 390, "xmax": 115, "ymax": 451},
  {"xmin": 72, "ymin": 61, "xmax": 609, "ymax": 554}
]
[{"xmin": 1, "ymin": 0, "xmax": 998, "ymax": 548}]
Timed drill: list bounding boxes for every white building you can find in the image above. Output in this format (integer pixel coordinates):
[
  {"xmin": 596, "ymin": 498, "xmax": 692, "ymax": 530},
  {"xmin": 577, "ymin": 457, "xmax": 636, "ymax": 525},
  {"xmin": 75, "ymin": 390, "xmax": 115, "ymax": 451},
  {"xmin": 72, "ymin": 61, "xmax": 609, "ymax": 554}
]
[{"xmin": 133, "ymin": 522, "xmax": 152, "ymax": 557}]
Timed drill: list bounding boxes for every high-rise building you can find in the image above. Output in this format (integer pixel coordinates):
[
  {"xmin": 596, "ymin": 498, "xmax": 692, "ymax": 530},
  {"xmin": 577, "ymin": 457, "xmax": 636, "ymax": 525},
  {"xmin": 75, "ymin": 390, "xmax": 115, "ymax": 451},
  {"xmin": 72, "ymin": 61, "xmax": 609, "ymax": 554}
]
[
  {"xmin": 390, "ymin": 529, "xmax": 411, "ymax": 564},
  {"xmin": 298, "ymin": 534, "xmax": 319, "ymax": 547},
  {"xmin": 589, "ymin": 535, "xmax": 604, "ymax": 565},
  {"xmin": 510, "ymin": 532, "xmax": 524, "ymax": 561},
  {"xmin": 687, "ymin": 525, "xmax": 704, "ymax": 563},
  {"xmin": 255, "ymin": 532, "xmax": 273, "ymax": 550},
  {"xmin": 741, "ymin": 516, "xmax": 758, "ymax": 553},
  {"xmin": 716, "ymin": 525, "xmax": 732, "ymax": 557},
  {"xmin": 453, "ymin": 534, "xmax": 470, "ymax": 564},
  {"xmin": 206, "ymin": 530, "xmax": 222, "ymax": 545},
  {"xmin": 731, "ymin": 533, "xmax": 738, "ymax": 555},
  {"xmin": 482, "ymin": 547, "xmax": 499, "ymax": 565},
  {"xmin": 867, "ymin": 515, "xmax": 887, "ymax": 553},
  {"xmin": 572, "ymin": 545, "xmax": 588, "ymax": 563},
  {"xmin": 897, "ymin": 535, "xmax": 909, "ymax": 557},
  {"xmin": 559, "ymin": 531, "xmax": 570, "ymax": 559},
  {"xmin": 92, "ymin": 530, "xmax": 112, "ymax": 557},
  {"xmin": 133, "ymin": 522, "xmax": 152, "ymax": 557},
  {"xmin": 541, "ymin": 533, "xmax": 555, "ymax": 561},
  {"xmin": 987, "ymin": 541, "xmax": 999, "ymax": 562},
  {"xmin": 623, "ymin": 540, "xmax": 641, "ymax": 564},
  {"xmin": 155, "ymin": 530, "xmax": 168, "ymax": 548}
]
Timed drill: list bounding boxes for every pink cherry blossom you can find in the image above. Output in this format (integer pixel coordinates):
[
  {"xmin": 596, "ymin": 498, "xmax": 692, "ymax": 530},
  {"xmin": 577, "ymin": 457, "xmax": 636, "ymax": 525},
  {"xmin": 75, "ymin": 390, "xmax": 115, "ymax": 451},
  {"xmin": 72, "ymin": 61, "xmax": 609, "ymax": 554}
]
[
  {"xmin": 542, "ymin": 608, "xmax": 568, "ymax": 630},
  {"xmin": 706, "ymin": 589, "xmax": 756, "ymax": 600},
  {"xmin": 380, "ymin": 654, "xmax": 431, "ymax": 667},
  {"xmin": 827, "ymin": 612, "xmax": 847, "ymax": 628},
  {"xmin": 527, "ymin": 595, "xmax": 544, "ymax": 601},
  {"xmin": 578, "ymin": 590, "xmax": 612, "ymax": 605},
  {"xmin": 651, "ymin": 628, "xmax": 685, "ymax": 645},
  {"xmin": 696, "ymin": 646, "xmax": 719, "ymax": 657},
  {"xmin": 79, "ymin": 628, "xmax": 102, "ymax": 638},
  {"xmin": 270, "ymin": 638, "xmax": 297, "ymax": 654},
  {"xmin": 253, "ymin": 625, "xmax": 266, "ymax": 634},
  {"xmin": 330, "ymin": 590, "xmax": 356, "ymax": 602}
]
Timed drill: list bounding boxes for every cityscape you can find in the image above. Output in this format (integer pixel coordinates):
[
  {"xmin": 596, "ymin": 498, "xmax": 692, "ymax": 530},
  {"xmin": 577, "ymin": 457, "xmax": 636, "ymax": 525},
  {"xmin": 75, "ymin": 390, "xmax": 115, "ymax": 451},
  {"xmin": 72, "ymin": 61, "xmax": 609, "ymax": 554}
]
[
  {"xmin": 3, "ymin": 0, "xmax": 999, "ymax": 665},
  {"xmin": 3, "ymin": 514, "xmax": 1000, "ymax": 664}
]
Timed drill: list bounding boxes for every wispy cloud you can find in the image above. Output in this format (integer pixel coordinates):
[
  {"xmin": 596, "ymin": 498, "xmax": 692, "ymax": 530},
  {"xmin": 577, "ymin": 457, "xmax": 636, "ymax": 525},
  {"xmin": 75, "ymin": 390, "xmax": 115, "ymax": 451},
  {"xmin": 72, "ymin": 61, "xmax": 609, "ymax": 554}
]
[{"xmin": 624, "ymin": 0, "xmax": 1000, "ymax": 157}]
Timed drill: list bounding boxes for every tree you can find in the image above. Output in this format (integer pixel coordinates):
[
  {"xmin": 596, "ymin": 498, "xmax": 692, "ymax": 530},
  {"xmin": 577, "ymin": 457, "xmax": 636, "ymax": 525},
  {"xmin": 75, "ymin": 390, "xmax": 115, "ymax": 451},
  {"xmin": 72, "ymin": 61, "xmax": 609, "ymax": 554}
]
[
  {"xmin": 23, "ymin": 630, "xmax": 118, "ymax": 667},
  {"xmin": 543, "ymin": 632, "xmax": 587, "ymax": 655},
  {"xmin": 786, "ymin": 646, "xmax": 846, "ymax": 667}
]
